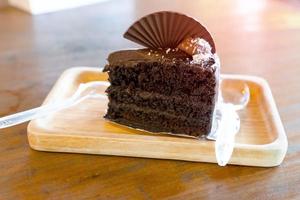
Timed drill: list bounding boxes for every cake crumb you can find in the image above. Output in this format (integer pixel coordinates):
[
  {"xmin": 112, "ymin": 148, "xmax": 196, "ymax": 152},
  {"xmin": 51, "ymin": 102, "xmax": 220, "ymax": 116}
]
[{"xmin": 166, "ymin": 48, "xmax": 171, "ymax": 54}]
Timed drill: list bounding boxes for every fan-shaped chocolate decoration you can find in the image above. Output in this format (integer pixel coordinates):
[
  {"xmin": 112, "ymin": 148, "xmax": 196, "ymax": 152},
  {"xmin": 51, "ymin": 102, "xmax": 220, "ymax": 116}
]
[{"xmin": 124, "ymin": 11, "xmax": 216, "ymax": 53}]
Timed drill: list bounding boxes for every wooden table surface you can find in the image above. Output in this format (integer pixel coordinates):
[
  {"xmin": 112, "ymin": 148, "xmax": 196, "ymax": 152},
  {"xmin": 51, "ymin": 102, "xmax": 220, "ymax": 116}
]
[{"xmin": 0, "ymin": 0, "xmax": 300, "ymax": 199}]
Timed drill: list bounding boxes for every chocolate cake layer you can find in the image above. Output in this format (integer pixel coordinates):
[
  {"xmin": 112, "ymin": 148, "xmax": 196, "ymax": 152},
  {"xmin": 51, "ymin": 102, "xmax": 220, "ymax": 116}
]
[
  {"xmin": 105, "ymin": 102, "xmax": 212, "ymax": 137},
  {"xmin": 107, "ymin": 86, "xmax": 214, "ymax": 119},
  {"xmin": 103, "ymin": 49, "xmax": 217, "ymax": 97}
]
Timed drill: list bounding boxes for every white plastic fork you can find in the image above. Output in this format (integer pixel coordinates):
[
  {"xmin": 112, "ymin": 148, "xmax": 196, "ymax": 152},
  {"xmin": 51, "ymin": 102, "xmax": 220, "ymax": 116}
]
[
  {"xmin": 0, "ymin": 81, "xmax": 109, "ymax": 129},
  {"xmin": 211, "ymin": 80, "xmax": 250, "ymax": 166}
]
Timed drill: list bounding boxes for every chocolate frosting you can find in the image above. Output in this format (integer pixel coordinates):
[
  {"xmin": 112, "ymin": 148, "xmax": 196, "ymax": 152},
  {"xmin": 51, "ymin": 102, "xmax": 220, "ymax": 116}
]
[
  {"xmin": 105, "ymin": 48, "xmax": 216, "ymax": 70},
  {"xmin": 107, "ymin": 48, "xmax": 191, "ymax": 66}
]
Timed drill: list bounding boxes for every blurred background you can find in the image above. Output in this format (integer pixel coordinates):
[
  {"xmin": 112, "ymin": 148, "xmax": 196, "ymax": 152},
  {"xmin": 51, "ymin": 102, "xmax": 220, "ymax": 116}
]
[
  {"xmin": 0, "ymin": 0, "xmax": 300, "ymax": 115},
  {"xmin": 1, "ymin": 0, "xmax": 300, "ymax": 71}
]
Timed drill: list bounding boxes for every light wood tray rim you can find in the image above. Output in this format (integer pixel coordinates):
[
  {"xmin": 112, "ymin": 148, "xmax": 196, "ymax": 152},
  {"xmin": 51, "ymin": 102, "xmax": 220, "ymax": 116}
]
[{"xmin": 27, "ymin": 67, "xmax": 288, "ymax": 167}]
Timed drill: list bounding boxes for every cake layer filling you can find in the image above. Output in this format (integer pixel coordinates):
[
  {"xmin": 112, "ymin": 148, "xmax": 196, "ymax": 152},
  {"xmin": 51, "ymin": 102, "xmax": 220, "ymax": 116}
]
[
  {"xmin": 104, "ymin": 60, "xmax": 217, "ymax": 97},
  {"xmin": 106, "ymin": 86, "xmax": 214, "ymax": 119},
  {"xmin": 105, "ymin": 103, "xmax": 212, "ymax": 136}
]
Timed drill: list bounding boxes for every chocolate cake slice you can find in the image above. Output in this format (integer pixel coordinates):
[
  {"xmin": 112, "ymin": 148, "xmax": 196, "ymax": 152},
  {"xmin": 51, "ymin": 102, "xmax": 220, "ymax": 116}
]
[{"xmin": 103, "ymin": 47, "xmax": 219, "ymax": 137}]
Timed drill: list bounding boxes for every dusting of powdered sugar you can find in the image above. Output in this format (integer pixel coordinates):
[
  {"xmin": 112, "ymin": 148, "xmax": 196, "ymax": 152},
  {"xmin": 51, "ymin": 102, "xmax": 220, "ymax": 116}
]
[{"xmin": 191, "ymin": 38, "xmax": 213, "ymax": 64}]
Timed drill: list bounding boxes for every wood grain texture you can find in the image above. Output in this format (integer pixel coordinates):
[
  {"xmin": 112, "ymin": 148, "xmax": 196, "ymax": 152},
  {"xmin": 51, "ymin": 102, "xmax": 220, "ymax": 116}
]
[
  {"xmin": 0, "ymin": 0, "xmax": 300, "ymax": 199},
  {"xmin": 27, "ymin": 67, "xmax": 288, "ymax": 167},
  {"xmin": 0, "ymin": 0, "xmax": 7, "ymax": 7}
]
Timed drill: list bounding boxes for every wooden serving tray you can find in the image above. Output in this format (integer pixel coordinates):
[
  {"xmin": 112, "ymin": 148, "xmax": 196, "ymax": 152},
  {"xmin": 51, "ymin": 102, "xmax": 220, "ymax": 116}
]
[{"xmin": 27, "ymin": 67, "xmax": 288, "ymax": 167}]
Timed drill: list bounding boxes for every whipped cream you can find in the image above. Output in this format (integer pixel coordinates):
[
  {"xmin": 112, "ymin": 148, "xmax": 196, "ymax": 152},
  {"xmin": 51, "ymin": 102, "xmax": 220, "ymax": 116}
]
[{"xmin": 178, "ymin": 37, "xmax": 213, "ymax": 63}]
